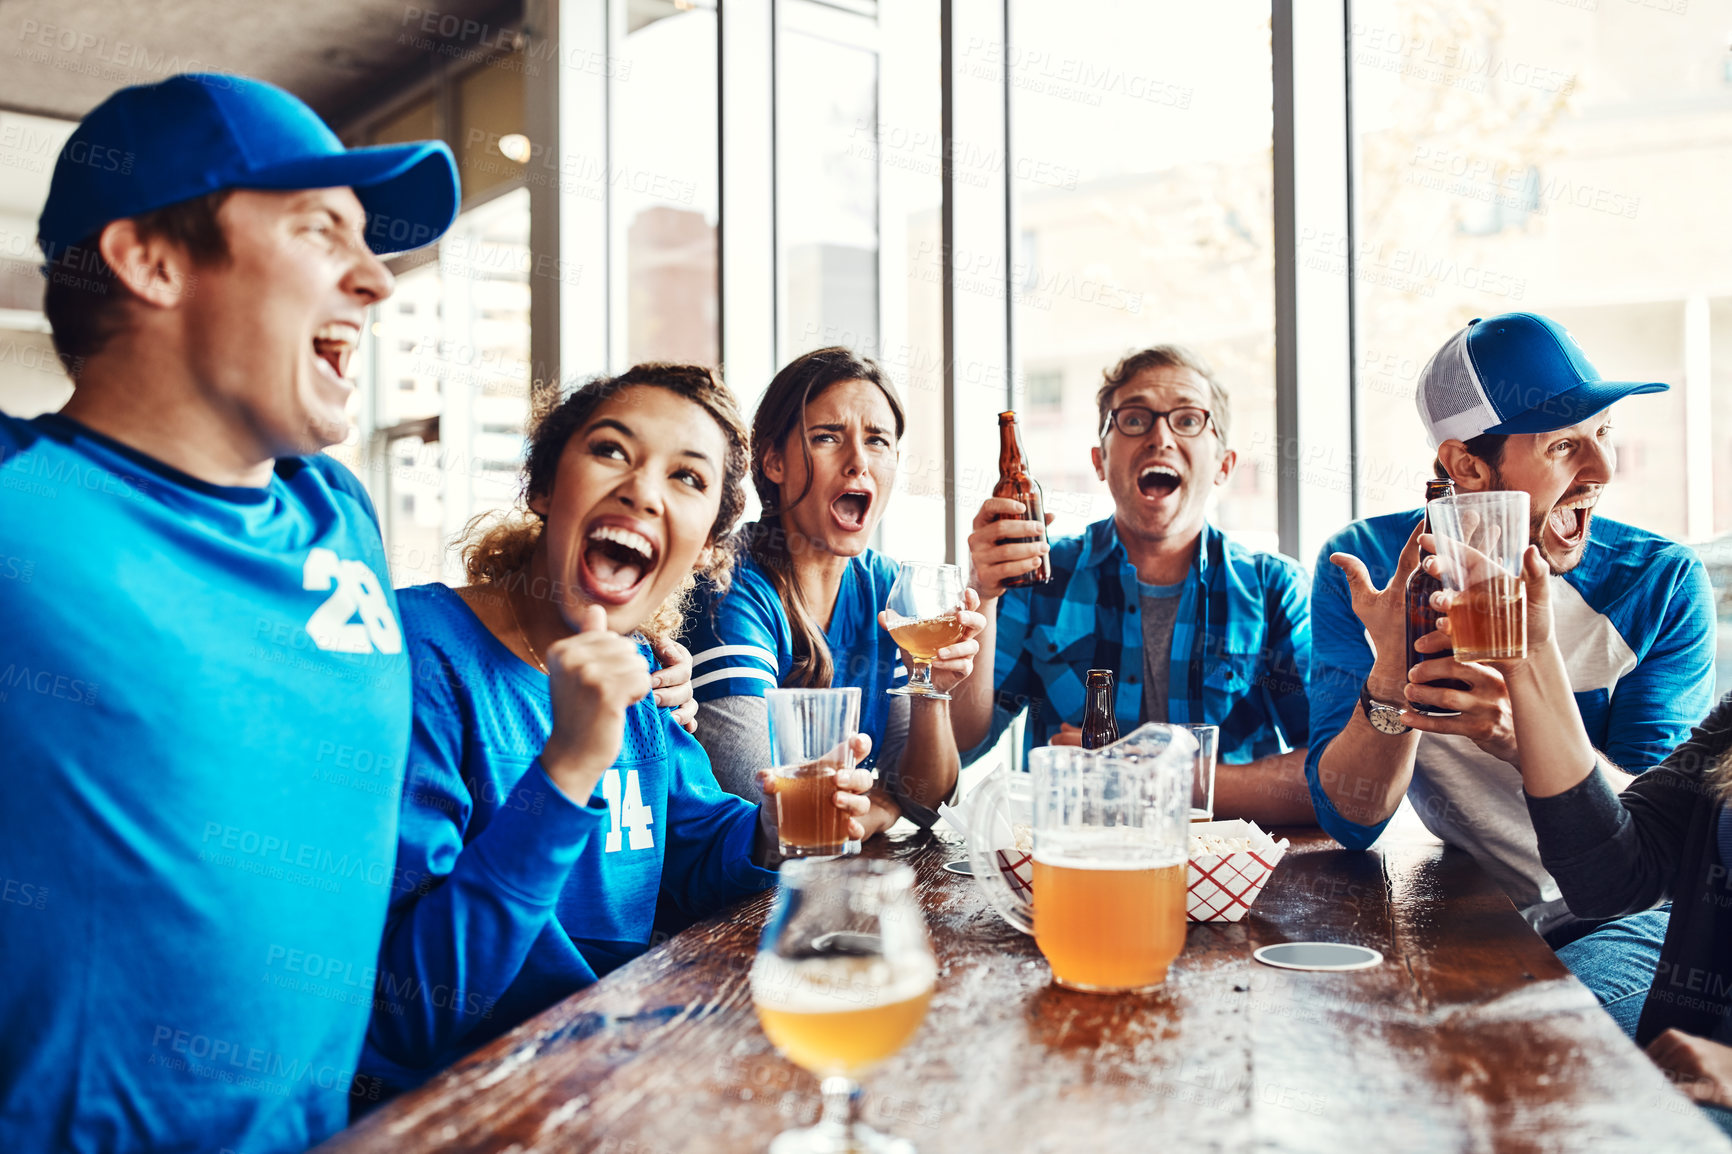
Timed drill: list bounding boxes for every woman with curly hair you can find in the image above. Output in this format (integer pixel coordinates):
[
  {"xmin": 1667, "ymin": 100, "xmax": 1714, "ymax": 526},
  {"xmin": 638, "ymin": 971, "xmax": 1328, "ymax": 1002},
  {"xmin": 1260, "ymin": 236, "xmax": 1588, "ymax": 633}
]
[{"xmin": 359, "ymin": 365, "xmax": 874, "ymax": 1094}]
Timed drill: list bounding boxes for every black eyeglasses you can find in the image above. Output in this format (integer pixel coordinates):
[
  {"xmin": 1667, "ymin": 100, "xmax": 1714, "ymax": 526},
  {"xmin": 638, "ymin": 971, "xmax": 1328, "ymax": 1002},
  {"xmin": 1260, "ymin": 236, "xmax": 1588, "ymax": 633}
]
[{"xmin": 1100, "ymin": 405, "xmax": 1213, "ymax": 439}]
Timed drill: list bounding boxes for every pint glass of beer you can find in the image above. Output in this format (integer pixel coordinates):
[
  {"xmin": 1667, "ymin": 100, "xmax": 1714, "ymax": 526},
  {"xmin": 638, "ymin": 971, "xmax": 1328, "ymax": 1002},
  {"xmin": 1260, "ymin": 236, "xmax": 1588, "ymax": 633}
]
[
  {"xmin": 764, "ymin": 687, "xmax": 862, "ymax": 858},
  {"xmin": 967, "ymin": 734, "xmax": 1194, "ymax": 993},
  {"xmin": 1427, "ymin": 490, "xmax": 1530, "ymax": 663},
  {"xmin": 1182, "ymin": 724, "xmax": 1219, "ymax": 822},
  {"xmin": 752, "ymin": 859, "xmax": 936, "ymax": 1154}
]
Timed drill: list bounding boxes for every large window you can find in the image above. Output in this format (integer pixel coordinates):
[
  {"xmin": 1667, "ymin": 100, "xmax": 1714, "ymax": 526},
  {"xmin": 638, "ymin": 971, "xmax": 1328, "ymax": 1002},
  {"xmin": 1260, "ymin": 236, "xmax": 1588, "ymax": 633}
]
[
  {"xmin": 1350, "ymin": 0, "xmax": 1726, "ymax": 537},
  {"xmin": 1008, "ymin": 3, "xmax": 1278, "ymax": 552},
  {"xmin": 776, "ymin": 2, "xmax": 880, "ymax": 365},
  {"xmin": 0, "ymin": 111, "xmax": 73, "ymax": 420},
  {"xmin": 614, "ymin": 1, "xmax": 719, "ymax": 369},
  {"xmin": 359, "ymin": 189, "xmax": 533, "ymax": 587}
]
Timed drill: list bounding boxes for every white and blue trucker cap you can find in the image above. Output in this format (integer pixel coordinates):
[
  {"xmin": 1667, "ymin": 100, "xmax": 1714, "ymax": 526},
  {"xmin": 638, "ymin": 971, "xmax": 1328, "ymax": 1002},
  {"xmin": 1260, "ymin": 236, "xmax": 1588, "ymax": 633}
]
[{"xmin": 1414, "ymin": 312, "xmax": 1668, "ymax": 449}]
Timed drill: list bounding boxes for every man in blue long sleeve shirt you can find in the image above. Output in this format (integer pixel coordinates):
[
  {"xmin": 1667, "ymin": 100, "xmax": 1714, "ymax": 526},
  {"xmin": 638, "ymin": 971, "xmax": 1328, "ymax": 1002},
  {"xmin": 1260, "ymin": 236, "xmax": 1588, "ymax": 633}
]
[{"xmin": 1308, "ymin": 313, "xmax": 1715, "ymax": 1035}]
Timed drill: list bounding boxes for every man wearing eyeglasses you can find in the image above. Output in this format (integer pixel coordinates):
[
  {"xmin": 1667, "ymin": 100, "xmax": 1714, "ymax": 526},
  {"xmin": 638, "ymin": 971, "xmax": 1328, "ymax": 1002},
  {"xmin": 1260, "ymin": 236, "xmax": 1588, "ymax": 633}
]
[{"xmin": 952, "ymin": 346, "xmax": 1317, "ymax": 825}]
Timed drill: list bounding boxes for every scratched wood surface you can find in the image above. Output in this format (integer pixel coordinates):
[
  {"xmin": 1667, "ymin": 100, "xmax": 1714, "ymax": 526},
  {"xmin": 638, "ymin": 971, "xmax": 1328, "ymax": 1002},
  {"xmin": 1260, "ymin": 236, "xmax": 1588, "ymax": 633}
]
[{"xmin": 315, "ymin": 826, "xmax": 1732, "ymax": 1154}]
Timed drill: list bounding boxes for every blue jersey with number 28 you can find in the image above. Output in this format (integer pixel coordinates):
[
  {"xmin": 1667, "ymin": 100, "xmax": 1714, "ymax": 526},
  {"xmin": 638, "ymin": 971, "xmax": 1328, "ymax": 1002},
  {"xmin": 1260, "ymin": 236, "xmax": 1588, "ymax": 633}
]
[{"xmin": 0, "ymin": 412, "xmax": 410, "ymax": 1154}]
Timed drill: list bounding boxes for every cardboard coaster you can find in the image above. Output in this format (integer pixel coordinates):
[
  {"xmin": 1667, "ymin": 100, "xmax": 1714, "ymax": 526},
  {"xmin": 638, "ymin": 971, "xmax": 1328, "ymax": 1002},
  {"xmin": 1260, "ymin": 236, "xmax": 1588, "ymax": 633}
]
[
  {"xmin": 1252, "ymin": 942, "xmax": 1383, "ymax": 972},
  {"xmin": 941, "ymin": 859, "xmax": 974, "ymax": 877}
]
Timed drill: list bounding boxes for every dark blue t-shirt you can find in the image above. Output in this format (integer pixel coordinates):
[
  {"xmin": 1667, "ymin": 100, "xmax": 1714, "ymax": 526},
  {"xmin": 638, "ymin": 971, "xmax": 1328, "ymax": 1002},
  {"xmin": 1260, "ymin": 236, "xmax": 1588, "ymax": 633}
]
[{"xmin": 0, "ymin": 413, "xmax": 409, "ymax": 1153}]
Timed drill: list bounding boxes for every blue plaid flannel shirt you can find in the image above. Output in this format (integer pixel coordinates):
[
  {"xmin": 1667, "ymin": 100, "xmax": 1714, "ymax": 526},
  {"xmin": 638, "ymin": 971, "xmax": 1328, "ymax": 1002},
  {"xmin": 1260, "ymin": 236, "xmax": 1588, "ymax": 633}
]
[{"xmin": 965, "ymin": 517, "xmax": 1312, "ymax": 766}]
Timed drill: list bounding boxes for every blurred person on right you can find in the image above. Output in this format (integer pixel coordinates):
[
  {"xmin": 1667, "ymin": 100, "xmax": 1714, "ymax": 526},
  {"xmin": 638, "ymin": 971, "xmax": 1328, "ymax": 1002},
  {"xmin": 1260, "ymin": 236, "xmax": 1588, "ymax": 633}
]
[
  {"xmin": 1431, "ymin": 537, "xmax": 1732, "ymax": 1136},
  {"xmin": 1309, "ymin": 312, "xmax": 1716, "ymax": 1036}
]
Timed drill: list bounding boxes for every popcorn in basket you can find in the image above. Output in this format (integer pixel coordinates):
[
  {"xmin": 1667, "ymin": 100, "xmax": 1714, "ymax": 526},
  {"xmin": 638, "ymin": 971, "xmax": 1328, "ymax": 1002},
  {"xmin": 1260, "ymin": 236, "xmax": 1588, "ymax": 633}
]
[{"xmin": 1186, "ymin": 819, "xmax": 1289, "ymax": 922}]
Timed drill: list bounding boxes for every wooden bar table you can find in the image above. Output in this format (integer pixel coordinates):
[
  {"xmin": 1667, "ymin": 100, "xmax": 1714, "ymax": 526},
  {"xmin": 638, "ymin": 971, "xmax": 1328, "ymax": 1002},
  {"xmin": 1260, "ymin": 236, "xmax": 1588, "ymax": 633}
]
[{"xmin": 317, "ymin": 823, "xmax": 1732, "ymax": 1153}]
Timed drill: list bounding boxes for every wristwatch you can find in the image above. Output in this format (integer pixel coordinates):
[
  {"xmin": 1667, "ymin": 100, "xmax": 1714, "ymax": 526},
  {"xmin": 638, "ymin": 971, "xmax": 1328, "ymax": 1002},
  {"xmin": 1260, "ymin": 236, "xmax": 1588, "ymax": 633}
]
[{"xmin": 1359, "ymin": 681, "xmax": 1410, "ymax": 735}]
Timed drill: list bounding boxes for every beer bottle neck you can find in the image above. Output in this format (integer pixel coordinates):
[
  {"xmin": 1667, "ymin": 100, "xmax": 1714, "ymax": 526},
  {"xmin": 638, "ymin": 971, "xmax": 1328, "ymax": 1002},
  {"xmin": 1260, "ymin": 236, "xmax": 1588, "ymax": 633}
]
[
  {"xmin": 998, "ymin": 415, "xmax": 1027, "ymax": 477},
  {"xmin": 1421, "ymin": 480, "xmax": 1453, "ymax": 533}
]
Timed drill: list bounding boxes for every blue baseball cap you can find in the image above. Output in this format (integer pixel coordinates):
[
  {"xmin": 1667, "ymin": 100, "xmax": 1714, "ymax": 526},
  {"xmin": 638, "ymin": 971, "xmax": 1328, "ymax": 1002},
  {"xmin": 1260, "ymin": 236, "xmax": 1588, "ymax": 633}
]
[
  {"xmin": 1414, "ymin": 312, "xmax": 1668, "ymax": 448},
  {"xmin": 38, "ymin": 72, "xmax": 459, "ymax": 260}
]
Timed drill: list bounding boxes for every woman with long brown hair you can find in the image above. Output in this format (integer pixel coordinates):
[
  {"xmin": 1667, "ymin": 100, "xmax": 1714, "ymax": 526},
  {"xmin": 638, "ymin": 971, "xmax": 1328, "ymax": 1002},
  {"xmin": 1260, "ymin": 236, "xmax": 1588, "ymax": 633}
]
[
  {"xmin": 680, "ymin": 347, "xmax": 985, "ymax": 835},
  {"xmin": 359, "ymin": 365, "xmax": 874, "ymax": 1095}
]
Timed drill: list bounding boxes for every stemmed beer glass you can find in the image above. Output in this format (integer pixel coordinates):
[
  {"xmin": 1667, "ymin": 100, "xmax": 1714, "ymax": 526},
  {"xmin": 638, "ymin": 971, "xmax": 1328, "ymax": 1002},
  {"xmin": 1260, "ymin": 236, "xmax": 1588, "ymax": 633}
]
[
  {"xmin": 883, "ymin": 562, "xmax": 966, "ymax": 701},
  {"xmin": 751, "ymin": 859, "xmax": 937, "ymax": 1153}
]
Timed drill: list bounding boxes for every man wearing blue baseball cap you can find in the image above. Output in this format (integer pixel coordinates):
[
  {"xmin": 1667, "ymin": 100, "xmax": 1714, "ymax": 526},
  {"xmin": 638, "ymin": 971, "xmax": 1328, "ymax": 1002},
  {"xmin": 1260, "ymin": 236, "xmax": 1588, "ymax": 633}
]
[
  {"xmin": 1305, "ymin": 312, "xmax": 1716, "ymax": 1036},
  {"xmin": 0, "ymin": 74, "xmax": 457, "ymax": 1152}
]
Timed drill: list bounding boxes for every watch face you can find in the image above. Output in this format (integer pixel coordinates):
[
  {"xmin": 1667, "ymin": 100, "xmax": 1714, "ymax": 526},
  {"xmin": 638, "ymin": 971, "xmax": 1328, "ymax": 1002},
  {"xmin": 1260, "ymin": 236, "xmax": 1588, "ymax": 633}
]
[{"xmin": 1368, "ymin": 703, "xmax": 1408, "ymax": 734}]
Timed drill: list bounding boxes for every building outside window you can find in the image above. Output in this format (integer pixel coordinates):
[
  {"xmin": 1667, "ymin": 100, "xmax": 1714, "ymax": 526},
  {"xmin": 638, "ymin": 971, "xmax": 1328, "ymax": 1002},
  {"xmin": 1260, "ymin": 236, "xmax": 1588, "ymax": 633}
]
[{"xmin": 1007, "ymin": 1, "xmax": 1278, "ymax": 553}]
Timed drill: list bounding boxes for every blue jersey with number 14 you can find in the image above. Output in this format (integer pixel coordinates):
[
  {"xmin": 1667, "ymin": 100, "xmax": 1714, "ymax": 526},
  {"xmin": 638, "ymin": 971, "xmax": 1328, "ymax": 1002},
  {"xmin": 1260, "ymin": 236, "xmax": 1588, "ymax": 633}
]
[{"xmin": 359, "ymin": 583, "xmax": 775, "ymax": 1093}]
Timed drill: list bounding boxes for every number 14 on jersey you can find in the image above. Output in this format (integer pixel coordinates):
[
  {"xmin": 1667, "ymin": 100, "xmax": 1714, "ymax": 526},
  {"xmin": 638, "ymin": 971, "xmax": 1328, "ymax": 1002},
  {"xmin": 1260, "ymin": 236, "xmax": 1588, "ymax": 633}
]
[{"xmin": 600, "ymin": 768, "xmax": 654, "ymax": 852}]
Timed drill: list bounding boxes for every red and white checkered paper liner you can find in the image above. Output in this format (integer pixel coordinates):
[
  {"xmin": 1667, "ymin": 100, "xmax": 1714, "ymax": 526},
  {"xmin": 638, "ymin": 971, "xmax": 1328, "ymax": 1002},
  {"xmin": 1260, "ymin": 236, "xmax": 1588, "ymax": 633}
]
[
  {"xmin": 1187, "ymin": 820, "xmax": 1289, "ymax": 922},
  {"xmin": 960, "ymin": 813, "xmax": 1287, "ymax": 924},
  {"xmin": 993, "ymin": 848, "xmax": 1034, "ymax": 899}
]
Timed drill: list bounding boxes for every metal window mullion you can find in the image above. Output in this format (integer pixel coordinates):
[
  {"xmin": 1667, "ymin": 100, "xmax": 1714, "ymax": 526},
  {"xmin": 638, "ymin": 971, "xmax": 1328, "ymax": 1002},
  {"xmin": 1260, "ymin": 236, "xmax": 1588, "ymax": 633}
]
[
  {"xmin": 940, "ymin": 0, "xmax": 1010, "ymax": 568},
  {"xmin": 1273, "ymin": 0, "xmax": 1300, "ymax": 560},
  {"xmin": 525, "ymin": 0, "xmax": 609, "ymax": 405},
  {"xmin": 940, "ymin": 0, "xmax": 956, "ymax": 564},
  {"xmin": 719, "ymin": 0, "xmax": 778, "ymax": 434},
  {"xmin": 1343, "ymin": 0, "xmax": 1360, "ymax": 520},
  {"xmin": 1273, "ymin": 0, "xmax": 1354, "ymax": 564}
]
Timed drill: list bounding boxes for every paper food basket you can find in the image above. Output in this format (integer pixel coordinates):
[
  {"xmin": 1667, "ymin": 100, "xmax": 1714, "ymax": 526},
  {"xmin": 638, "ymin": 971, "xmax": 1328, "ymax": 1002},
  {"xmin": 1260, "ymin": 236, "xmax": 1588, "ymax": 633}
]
[{"xmin": 1186, "ymin": 819, "xmax": 1289, "ymax": 922}]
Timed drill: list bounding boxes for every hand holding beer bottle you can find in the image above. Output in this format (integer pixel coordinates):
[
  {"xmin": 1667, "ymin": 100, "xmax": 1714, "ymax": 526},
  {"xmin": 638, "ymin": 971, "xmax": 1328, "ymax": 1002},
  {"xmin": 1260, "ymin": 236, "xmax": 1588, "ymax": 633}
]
[
  {"xmin": 967, "ymin": 412, "xmax": 1054, "ymax": 601},
  {"xmin": 990, "ymin": 411, "xmax": 1051, "ymax": 588},
  {"xmin": 967, "ymin": 497, "xmax": 1052, "ymax": 601},
  {"xmin": 1405, "ymin": 479, "xmax": 1470, "ymax": 716}
]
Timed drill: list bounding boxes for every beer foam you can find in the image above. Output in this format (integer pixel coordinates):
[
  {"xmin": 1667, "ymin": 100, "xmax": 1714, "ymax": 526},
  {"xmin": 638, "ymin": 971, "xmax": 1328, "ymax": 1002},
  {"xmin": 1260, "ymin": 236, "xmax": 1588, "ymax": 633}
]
[
  {"xmin": 1032, "ymin": 845, "xmax": 1186, "ymax": 871},
  {"xmin": 751, "ymin": 953, "xmax": 936, "ymax": 1013}
]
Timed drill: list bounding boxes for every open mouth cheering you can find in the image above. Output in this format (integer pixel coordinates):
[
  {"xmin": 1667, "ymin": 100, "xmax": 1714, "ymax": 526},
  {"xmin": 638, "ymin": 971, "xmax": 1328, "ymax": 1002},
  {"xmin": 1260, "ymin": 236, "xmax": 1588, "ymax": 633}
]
[{"xmin": 579, "ymin": 517, "xmax": 661, "ymax": 605}]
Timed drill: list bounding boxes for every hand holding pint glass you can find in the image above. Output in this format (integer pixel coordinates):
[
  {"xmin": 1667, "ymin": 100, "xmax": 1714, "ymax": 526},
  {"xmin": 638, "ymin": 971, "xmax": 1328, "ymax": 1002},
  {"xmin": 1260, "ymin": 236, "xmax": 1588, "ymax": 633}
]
[
  {"xmin": 762, "ymin": 688, "xmax": 865, "ymax": 859},
  {"xmin": 1425, "ymin": 491, "xmax": 1529, "ymax": 663},
  {"xmin": 967, "ymin": 735, "xmax": 1193, "ymax": 993}
]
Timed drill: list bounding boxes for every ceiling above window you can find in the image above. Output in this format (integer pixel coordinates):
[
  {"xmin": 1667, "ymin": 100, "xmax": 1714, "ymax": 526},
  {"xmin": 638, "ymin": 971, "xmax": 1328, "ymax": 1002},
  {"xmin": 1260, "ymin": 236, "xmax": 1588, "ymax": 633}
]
[{"xmin": 0, "ymin": 0, "xmax": 521, "ymax": 124}]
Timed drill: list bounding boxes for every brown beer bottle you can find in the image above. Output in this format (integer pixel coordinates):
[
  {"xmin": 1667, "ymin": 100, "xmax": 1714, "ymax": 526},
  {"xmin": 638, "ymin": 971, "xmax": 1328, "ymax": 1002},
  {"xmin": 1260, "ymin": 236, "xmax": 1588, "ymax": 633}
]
[
  {"xmin": 993, "ymin": 411, "xmax": 1052, "ymax": 586},
  {"xmin": 1406, "ymin": 478, "xmax": 1470, "ymax": 715},
  {"xmin": 1081, "ymin": 669, "xmax": 1119, "ymax": 749}
]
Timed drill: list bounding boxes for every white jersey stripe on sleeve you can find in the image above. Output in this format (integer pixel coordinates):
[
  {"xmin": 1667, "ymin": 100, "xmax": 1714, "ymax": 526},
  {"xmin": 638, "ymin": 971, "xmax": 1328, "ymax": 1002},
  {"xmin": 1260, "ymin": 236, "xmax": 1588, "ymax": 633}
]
[
  {"xmin": 689, "ymin": 643, "xmax": 777, "ymax": 670},
  {"xmin": 691, "ymin": 666, "xmax": 780, "ymax": 691}
]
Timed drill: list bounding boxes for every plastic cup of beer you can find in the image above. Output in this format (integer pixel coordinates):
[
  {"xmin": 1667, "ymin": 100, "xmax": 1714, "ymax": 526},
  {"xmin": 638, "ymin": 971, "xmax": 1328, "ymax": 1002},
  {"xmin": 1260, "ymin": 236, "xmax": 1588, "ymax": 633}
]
[
  {"xmin": 765, "ymin": 687, "xmax": 861, "ymax": 858},
  {"xmin": 752, "ymin": 858, "xmax": 936, "ymax": 1154},
  {"xmin": 967, "ymin": 738, "xmax": 1192, "ymax": 994},
  {"xmin": 1182, "ymin": 723, "xmax": 1219, "ymax": 822},
  {"xmin": 1427, "ymin": 490, "xmax": 1530, "ymax": 663}
]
